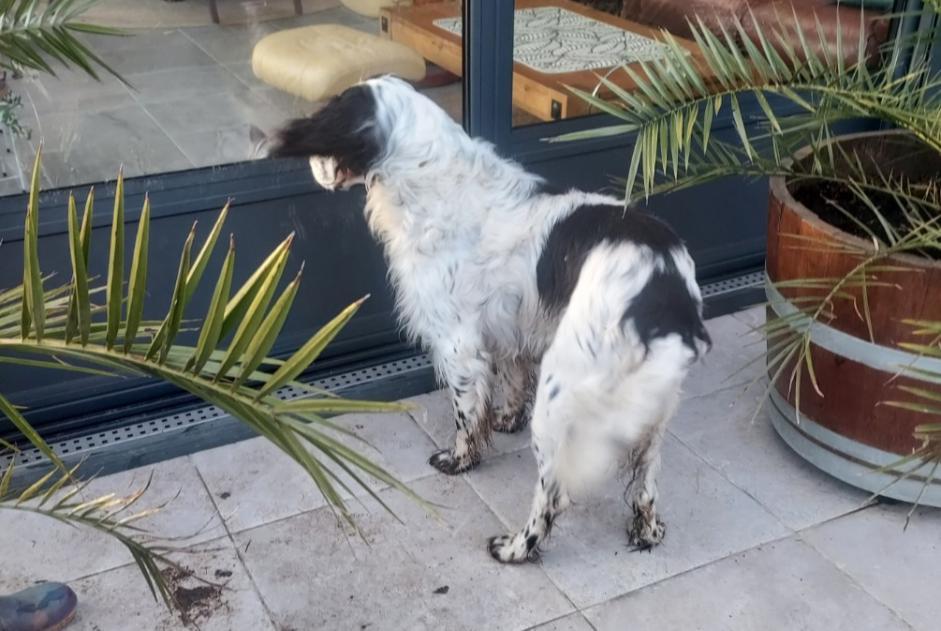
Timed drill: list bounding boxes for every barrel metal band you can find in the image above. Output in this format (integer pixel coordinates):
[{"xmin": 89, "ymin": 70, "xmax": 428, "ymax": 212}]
[
  {"xmin": 764, "ymin": 273, "xmax": 941, "ymax": 377},
  {"xmin": 768, "ymin": 388, "xmax": 941, "ymax": 507}
]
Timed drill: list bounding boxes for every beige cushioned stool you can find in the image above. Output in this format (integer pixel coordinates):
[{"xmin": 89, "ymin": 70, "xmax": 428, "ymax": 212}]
[{"xmin": 252, "ymin": 24, "xmax": 425, "ymax": 103}]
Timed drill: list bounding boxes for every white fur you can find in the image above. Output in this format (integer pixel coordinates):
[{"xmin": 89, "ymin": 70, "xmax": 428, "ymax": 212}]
[{"xmin": 300, "ymin": 77, "xmax": 707, "ymax": 562}]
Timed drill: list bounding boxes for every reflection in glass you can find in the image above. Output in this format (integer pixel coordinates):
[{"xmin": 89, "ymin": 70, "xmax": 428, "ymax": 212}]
[
  {"xmin": 3, "ymin": 1, "xmax": 463, "ymax": 193},
  {"xmin": 507, "ymin": 0, "xmax": 892, "ymax": 127}
]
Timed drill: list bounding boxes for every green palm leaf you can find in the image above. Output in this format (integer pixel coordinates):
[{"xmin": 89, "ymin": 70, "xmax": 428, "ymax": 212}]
[
  {"xmin": 0, "ymin": 461, "xmax": 186, "ymax": 607},
  {"xmin": 559, "ymin": 10, "xmax": 941, "ymax": 201},
  {"xmin": 0, "ymin": 0, "xmax": 126, "ymax": 82},
  {"xmin": 0, "ymin": 155, "xmax": 428, "ymax": 606}
]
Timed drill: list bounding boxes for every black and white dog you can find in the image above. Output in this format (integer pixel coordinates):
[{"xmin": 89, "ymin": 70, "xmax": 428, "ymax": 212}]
[{"xmin": 269, "ymin": 76, "xmax": 710, "ymax": 563}]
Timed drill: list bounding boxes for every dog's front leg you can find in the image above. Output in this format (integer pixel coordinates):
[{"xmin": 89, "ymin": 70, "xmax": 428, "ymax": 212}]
[
  {"xmin": 428, "ymin": 337, "xmax": 493, "ymax": 475},
  {"xmin": 491, "ymin": 356, "xmax": 534, "ymax": 434}
]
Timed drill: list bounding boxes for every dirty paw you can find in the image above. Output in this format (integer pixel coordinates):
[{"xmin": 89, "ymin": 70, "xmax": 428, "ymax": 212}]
[
  {"xmin": 428, "ymin": 449, "xmax": 477, "ymax": 475},
  {"xmin": 492, "ymin": 412, "xmax": 528, "ymax": 434},
  {"xmin": 487, "ymin": 534, "xmax": 532, "ymax": 563},
  {"xmin": 628, "ymin": 513, "xmax": 666, "ymax": 552}
]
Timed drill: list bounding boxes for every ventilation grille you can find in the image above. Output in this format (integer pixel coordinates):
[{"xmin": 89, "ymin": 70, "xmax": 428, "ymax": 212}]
[
  {"xmin": 700, "ymin": 271, "xmax": 764, "ymax": 298},
  {"xmin": 2, "ymin": 354, "xmax": 433, "ymax": 468}
]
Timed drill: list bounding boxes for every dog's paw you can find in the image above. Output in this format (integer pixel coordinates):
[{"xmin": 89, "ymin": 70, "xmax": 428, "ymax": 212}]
[
  {"xmin": 487, "ymin": 534, "xmax": 532, "ymax": 563},
  {"xmin": 428, "ymin": 449, "xmax": 477, "ymax": 475},
  {"xmin": 628, "ymin": 513, "xmax": 666, "ymax": 552},
  {"xmin": 492, "ymin": 412, "xmax": 528, "ymax": 434}
]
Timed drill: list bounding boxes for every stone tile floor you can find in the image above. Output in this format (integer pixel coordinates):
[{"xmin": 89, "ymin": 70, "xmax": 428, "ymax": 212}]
[
  {"xmin": 2, "ymin": 307, "xmax": 939, "ymax": 630},
  {"xmin": 1, "ymin": 4, "xmax": 463, "ymax": 194}
]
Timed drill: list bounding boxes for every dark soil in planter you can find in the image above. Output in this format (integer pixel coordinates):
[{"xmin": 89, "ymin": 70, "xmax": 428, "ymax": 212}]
[
  {"xmin": 573, "ymin": 0, "xmax": 623, "ymax": 15},
  {"xmin": 787, "ymin": 133, "xmax": 941, "ymax": 259}
]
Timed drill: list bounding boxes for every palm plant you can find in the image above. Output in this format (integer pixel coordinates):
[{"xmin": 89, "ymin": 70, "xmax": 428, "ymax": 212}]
[
  {"xmin": 0, "ymin": 0, "xmax": 125, "ymax": 135},
  {"xmin": 562, "ymin": 2, "xmax": 941, "ymax": 503},
  {"xmin": 1, "ymin": 151, "xmax": 422, "ymax": 605},
  {"xmin": 0, "ymin": 0, "xmax": 425, "ymax": 609},
  {"xmin": 0, "ymin": 0, "xmax": 122, "ymax": 78}
]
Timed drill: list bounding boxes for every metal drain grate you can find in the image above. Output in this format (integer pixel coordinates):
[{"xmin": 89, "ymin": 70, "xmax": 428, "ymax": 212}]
[
  {"xmin": 2, "ymin": 354, "xmax": 433, "ymax": 469},
  {"xmin": 700, "ymin": 271, "xmax": 764, "ymax": 298}
]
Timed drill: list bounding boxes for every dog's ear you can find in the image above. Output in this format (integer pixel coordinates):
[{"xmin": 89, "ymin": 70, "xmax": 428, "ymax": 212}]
[
  {"xmin": 268, "ymin": 85, "xmax": 383, "ymax": 176},
  {"xmin": 268, "ymin": 117, "xmax": 324, "ymax": 158},
  {"xmin": 268, "ymin": 118, "xmax": 313, "ymax": 158}
]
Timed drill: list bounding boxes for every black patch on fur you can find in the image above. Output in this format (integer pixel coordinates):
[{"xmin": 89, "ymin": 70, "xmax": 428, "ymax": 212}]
[
  {"xmin": 525, "ymin": 534, "xmax": 539, "ymax": 551},
  {"xmin": 537, "ymin": 205, "xmax": 679, "ymax": 311},
  {"xmin": 622, "ymin": 259, "xmax": 711, "ymax": 356},
  {"xmin": 537, "ymin": 204, "xmax": 709, "ymax": 355},
  {"xmin": 269, "ymin": 84, "xmax": 382, "ymax": 177}
]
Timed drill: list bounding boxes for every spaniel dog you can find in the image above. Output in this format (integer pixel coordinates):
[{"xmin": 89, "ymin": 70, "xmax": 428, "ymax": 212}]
[{"xmin": 269, "ymin": 76, "xmax": 710, "ymax": 563}]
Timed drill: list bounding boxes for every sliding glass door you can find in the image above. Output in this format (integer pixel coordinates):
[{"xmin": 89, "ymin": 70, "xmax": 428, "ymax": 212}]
[{"xmin": 0, "ymin": 1, "xmax": 467, "ymax": 440}]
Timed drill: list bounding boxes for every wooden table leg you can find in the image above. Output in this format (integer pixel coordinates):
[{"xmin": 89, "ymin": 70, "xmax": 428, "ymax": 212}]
[{"xmin": 209, "ymin": 0, "xmax": 220, "ymax": 24}]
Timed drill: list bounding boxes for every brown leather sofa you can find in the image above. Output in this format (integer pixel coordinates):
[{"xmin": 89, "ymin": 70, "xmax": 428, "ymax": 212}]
[{"xmin": 618, "ymin": 0, "xmax": 891, "ymax": 65}]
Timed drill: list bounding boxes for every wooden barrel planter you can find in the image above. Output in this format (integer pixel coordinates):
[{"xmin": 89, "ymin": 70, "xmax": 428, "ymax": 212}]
[{"xmin": 766, "ymin": 130, "xmax": 941, "ymax": 506}]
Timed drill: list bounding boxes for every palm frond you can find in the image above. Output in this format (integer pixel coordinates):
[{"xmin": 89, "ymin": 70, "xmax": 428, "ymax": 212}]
[
  {"xmin": 882, "ymin": 326, "xmax": 941, "ymax": 521},
  {"xmin": 0, "ymin": 154, "xmax": 425, "ymax": 537},
  {"xmin": 0, "ymin": 0, "xmax": 126, "ymax": 81},
  {"xmin": 557, "ymin": 10, "xmax": 941, "ymax": 201},
  {"xmin": 0, "ymin": 459, "xmax": 181, "ymax": 607}
]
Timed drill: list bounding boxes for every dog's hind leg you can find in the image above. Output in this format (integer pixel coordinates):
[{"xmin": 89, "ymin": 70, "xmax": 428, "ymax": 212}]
[
  {"xmin": 625, "ymin": 421, "xmax": 669, "ymax": 551},
  {"xmin": 428, "ymin": 334, "xmax": 493, "ymax": 475},
  {"xmin": 488, "ymin": 387, "xmax": 570, "ymax": 562},
  {"xmin": 491, "ymin": 357, "xmax": 534, "ymax": 434},
  {"xmin": 487, "ymin": 348, "xmax": 581, "ymax": 563}
]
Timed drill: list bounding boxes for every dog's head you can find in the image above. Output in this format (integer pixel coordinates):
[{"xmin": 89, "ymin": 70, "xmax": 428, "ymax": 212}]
[
  {"xmin": 268, "ymin": 82, "xmax": 381, "ymax": 190},
  {"xmin": 268, "ymin": 76, "xmax": 458, "ymax": 190}
]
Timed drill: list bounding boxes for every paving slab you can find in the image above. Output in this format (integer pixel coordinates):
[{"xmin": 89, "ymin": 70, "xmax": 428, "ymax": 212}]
[
  {"xmin": 803, "ymin": 502, "xmax": 941, "ymax": 631},
  {"xmin": 126, "ymin": 65, "xmax": 249, "ymax": 105},
  {"xmin": 234, "ymin": 474, "xmax": 575, "ymax": 631},
  {"xmin": 144, "ymin": 87, "xmax": 289, "ymax": 140},
  {"xmin": 0, "ymin": 455, "xmax": 222, "ymax": 593},
  {"xmin": 671, "ymin": 383, "xmax": 871, "ymax": 530},
  {"xmin": 685, "ymin": 313, "xmax": 766, "ymax": 400},
  {"xmin": 465, "ymin": 435, "xmax": 790, "ymax": 608},
  {"xmin": 528, "ymin": 612, "xmax": 596, "ymax": 631},
  {"xmin": 69, "ymin": 537, "xmax": 274, "ymax": 631},
  {"xmin": 192, "ymin": 411, "xmax": 439, "ymax": 533},
  {"xmin": 583, "ymin": 537, "xmax": 910, "ymax": 631}
]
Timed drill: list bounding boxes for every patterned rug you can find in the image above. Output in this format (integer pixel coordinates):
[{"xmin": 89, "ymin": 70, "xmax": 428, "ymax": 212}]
[{"xmin": 433, "ymin": 6, "xmax": 674, "ymax": 74}]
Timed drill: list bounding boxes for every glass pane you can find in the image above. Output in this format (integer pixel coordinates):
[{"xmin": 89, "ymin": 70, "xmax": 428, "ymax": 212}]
[
  {"xmin": 2, "ymin": 1, "xmax": 463, "ymax": 194},
  {"xmin": 510, "ymin": 0, "xmax": 892, "ymax": 128}
]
